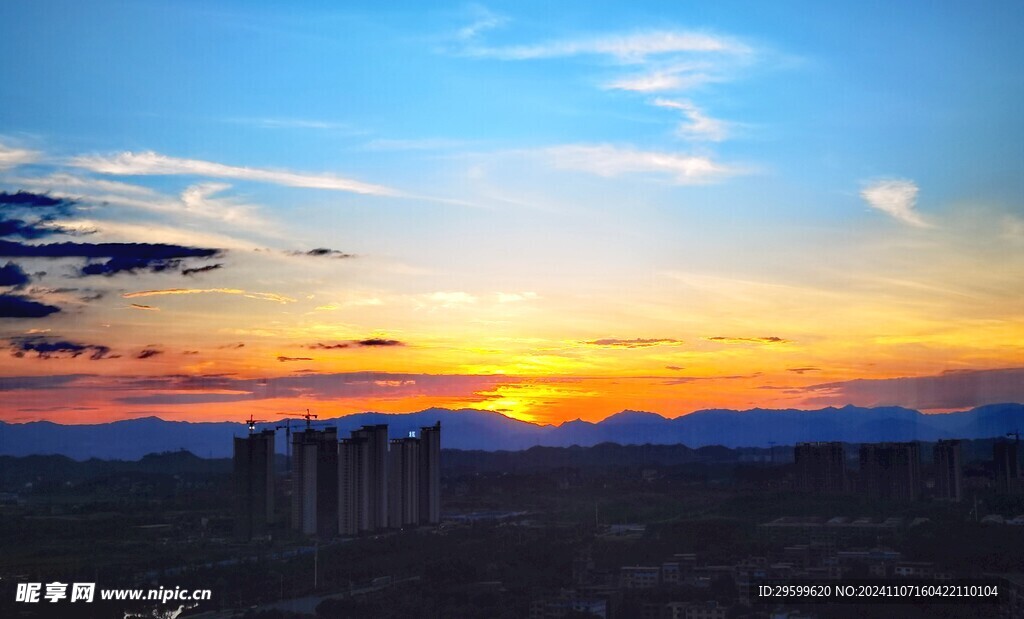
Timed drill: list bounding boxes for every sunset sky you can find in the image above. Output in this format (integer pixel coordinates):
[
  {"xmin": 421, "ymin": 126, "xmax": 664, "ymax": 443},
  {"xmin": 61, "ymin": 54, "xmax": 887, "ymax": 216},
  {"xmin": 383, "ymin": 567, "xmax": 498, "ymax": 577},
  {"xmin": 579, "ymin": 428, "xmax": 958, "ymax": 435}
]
[{"xmin": 1, "ymin": 1, "xmax": 1022, "ymax": 425}]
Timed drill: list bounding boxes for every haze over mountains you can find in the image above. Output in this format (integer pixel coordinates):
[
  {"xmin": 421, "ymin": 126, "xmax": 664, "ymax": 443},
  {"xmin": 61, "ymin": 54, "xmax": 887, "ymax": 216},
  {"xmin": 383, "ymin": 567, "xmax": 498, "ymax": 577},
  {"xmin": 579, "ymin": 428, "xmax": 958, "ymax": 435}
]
[{"xmin": 2, "ymin": 404, "xmax": 1023, "ymax": 460}]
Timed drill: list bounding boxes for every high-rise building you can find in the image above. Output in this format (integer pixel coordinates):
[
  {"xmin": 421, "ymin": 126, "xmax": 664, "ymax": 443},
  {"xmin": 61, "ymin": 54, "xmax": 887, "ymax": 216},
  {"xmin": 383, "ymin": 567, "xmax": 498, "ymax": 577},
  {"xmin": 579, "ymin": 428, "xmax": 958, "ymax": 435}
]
[
  {"xmin": 291, "ymin": 427, "xmax": 339, "ymax": 537},
  {"xmin": 338, "ymin": 436, "xmax": 372, "ymax": 535},
  {"xmin": 794, "ymin": 442, "xmax": 847, "ymax": 494},
  {"xmin": 350, "ymin": 425, "xmax": 389, "ymax": 530},
  {"xmin": 933, "ymin": 439, "xmax": 963, "ymax": 502},
  {"xmin": 994, "ymin": 440, "xmax": 1020, "ymax": 493},
  {"xmin": 233, "ymin": 429, "xmax": 275, "ymax": 540},
  {"xmin": 419, "ymin": 422, "xmax": 441, "ymax": 524},
  {"xmin": 859, "ymin": 442, "xmax": 921, "ymax": 501},
  {"xmin": 388, "ymin": 437, "xmax": 420, "ymax": 528}
]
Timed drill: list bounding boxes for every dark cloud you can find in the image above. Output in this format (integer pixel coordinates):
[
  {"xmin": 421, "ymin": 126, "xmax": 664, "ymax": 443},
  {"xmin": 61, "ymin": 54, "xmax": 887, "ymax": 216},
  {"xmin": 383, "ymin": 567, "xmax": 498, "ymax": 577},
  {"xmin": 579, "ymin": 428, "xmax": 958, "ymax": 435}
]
[
  {"xmin": 800, "ymin": 367, "xmax": 1024, "ymax": 410},
  {"xmin": 137, "ymin": 348, "xmax": 164, "ymax": 359},
  {"xmin": 129, "ymin": 303, "xmax": 159, "ymax": 311},
  {"xmin": 663, "ymin": 372, "xmax": 762, "ymax": 385},
  {"xmin": 287, "ymin": 248, "xmax": 354, "ymax": 259},
  {"xmin": 0, "ymin": 191, "xmax": 73, "ymax": 210},
  {"xmin": 8, "ymin": 336, "xmax": 112, "ymax": 359},
  {"xmin": 182, "ymin": 263, "xmax": 224, "ymax": 276},
  {"xmin": 0, "ymin": 374, "xmax": 91, "ymax": 390},
  {"xmin": 308, "ymin": 338, "xmax": 406, "ymax": 349},
  {"xmin": 357, "ymin": 338, "xmax": 404, "ymax": 347},
  {"xmin": 218, "ymin": 342, "xmax": 245, "ymax": 349},
  {"xmin": 0, "ymin": 294, "xmax": 61, "ymax": 318},
  {"xmin": 277, "ymin": 356, "xmax": 314, "ymax": 362},
  {"xmin": 665, "ymin": 365, "xmax": 685, "ymax": 371},
  {"xmin": 584, "ymin": 338, "xmax": 683, "ymax": 348},
  {"xmin": 182, "ymin": 350, "xmax": 200, "ymax": 355},
  {"xmin": 0, "ymin": 240, "xmax": 221, "ymax": 277},
  {"xmin": 0, "ymin": 262, "xmax": 30, "ymax": 287},
  {"xmin": 706, "ymin": 336, "xmax": 792, "ymax": 344},
  {"xmin": 787, "ymin": 366, "xmax": 821, "ymax": 374},
  {"xmin": 0, "ymin": 217, "xmax": 76, "ymax": 240}
]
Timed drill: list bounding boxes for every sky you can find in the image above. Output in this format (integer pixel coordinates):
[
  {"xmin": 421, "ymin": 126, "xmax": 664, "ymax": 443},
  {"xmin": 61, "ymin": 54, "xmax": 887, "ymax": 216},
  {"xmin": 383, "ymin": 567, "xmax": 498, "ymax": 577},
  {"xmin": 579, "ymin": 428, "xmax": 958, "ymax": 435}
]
[{"xmin": 0, "ymin": 0, "xmax": 1022, "ymax": 426}]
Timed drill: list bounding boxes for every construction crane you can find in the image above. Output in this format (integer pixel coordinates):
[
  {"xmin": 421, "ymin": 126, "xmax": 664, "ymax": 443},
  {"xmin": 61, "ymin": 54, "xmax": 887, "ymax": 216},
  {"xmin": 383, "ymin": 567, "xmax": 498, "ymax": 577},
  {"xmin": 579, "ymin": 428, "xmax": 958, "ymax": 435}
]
[
  {"xmin": 277, "ymin": 410, "xmax": 327, "ymax": 477},
  {"xmin": 245, "ymin": 414, "xmax": 268, "ymax": 434},
  {"xmin": 302, "ymin": 409, "xmax": 318, "ymax": 428}
]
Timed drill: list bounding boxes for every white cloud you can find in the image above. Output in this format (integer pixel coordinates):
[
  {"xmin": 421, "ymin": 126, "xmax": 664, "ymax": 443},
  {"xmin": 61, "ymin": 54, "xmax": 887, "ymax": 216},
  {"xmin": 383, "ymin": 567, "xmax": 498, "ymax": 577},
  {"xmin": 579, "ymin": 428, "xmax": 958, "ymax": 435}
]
[
  {"xmin": 69, "ymin": 151, "xmax": 397, "ymax": 196},
  {"xmin": 652, "ymin": 98, "xmax": 728, "ymax": 141},
  {"xmin": 457, "ymin": 5, "xmax": 507, "ymax": 41},
  {"xmin": 860, "ymin": 178, "xmax": 928, "ymax": 227},
  {"xmin": 466, "ymin": 30, "xmax": 749, "ymax": 62},
  {"xmin": 0, "ymin": 142, "xmax": 41, "ymax": 170},
  {"xmin": 546, "ymin": 144, "xmax": 739, "ymax": 184},
  {"xmin": 605, "ymin": 68, "xmax": 717, "ymax": 93}
]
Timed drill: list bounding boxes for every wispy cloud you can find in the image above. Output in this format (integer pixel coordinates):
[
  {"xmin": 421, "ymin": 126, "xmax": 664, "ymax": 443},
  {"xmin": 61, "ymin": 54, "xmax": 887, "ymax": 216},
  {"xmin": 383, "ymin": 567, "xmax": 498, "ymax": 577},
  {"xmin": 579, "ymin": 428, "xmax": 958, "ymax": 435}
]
[
  {"xmin": 860, "ymin": 178, "xmax": 928, "ymax": 227},
  {"xmin": 465, "ymin": 30, "xmax": 749, "ymax": 62},
  {"xmin": 122, "ymin": 288, "xmax": 295, "ymax": 303},
  {"xmin": 705, "ymin": 336, "xmax": 791, "ymax": 344},
  {"xmin": 546, "ymin": 144, "xmax": 739, "ymax": 184},
  {"xmin": 652, "ymin": 98, "xmax": 728, "ymax": 141},
  {"xmin": 69, "ymin": 151, "xmax": 398, "ymax": 196},
  {"xmin": 456, "ymin": 5, "xmax": 507, "ymax": 41},
  {"xmin": 801, "ymin": 367, "xmax": 1024, "ymax": 410},
  {"xmin": 0, "ymin": 142, "xmax": 40, "ymax": 170},
  {"xmin": 584, "ymin": 337, "xmax": 684, "ymax": 348}
]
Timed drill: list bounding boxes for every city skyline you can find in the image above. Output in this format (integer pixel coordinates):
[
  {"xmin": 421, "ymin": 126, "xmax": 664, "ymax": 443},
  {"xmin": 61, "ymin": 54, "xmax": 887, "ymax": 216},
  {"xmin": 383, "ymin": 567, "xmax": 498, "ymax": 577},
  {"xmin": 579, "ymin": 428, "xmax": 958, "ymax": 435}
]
[{"xmin": 1, "ymin": 1, "xmax": 1022, "ymax": 426}]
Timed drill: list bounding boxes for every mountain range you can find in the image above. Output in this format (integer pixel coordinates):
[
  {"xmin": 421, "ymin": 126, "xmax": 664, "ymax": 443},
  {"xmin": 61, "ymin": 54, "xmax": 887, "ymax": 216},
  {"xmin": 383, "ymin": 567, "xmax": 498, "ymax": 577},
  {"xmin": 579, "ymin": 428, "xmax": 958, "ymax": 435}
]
[{"xmin": 1, "ymin": 403, "xmax": 1023, "ymax": 460}]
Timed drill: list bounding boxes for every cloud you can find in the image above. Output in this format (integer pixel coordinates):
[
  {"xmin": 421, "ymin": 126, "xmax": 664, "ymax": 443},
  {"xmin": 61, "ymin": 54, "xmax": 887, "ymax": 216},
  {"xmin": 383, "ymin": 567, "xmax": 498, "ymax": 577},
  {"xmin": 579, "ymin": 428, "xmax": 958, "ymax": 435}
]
[
  {"xmin": 8, "ymin": 336, "xmax": 112, "ymax": 359},
  {"xmin": 69, "ymin": 150, "xmax": 397, "ymax": 196},
  {"xmin": 0, "ymin": 238, "xmax": 222, "ymax": 277},
  {"xmin": 0, "ymin": 191, "xmax": 73, "ymax": 209},
  {"xmin": 286, "ymin": 248, "xmax": 354, "ymax": 259},
  {"xmin": 652, "ymin": 98, "xmax": 728, "ymax": 141},
  {"xmin": 277, "ymin": 356, "xmax": 313, "ymax": 362},
  {"xmin": 604, "ymin": 63, "xmax": 720, "ymax": 92},
  {"xmin": 181, "ymin": 264, "xmax": 223, "ymax": 276},
  {"xmin": 705, "ymin": 336, "xmax": 791, "ymax": 344},
  {"xmin": 0, "ymin": 262, "xmax": 30, "ymax": 287},
  {"xmin": 129, "ymin": 303, "xmax": 159, "ymax": 311},
  {"xmin": 357, "ymin": 338, "xmax": 404, "ymax": 347},
  {"xmin": 546, "ymin": 144, "xmax": 739, "ymax": 184},
  {"xmin": 465, "ymin": 30, "xmax": 749, "ymax": 62},
  {"xmin": 787, "ymin": 366, "xmax": 821, "ymax": 374},
  {"xmin": 309, "ymin": 338, "xmax": 405, "ymax": 349},
  {"xmin": 122, "ymin": 288, "xmax": 295, "ymax": 303},
  {"xmin": 860, "ymin": 179, "xmax": 928, "ymax": 227},
  {"xmin": 0, "ymin": 144, "xmax": 40, "ymax": 170},
  {"xmin": 0, "ymin": 294, "xmax": 61, "ymax": 318},
  {"xmin": 584, "ymin": 337, "xmax": 684, "ymax": 348},
  {"xmin": 663, "ymin": 371, "xmax": 762, "ymax": 385},
  {"xmin": 136, "ymin": 348, "xmax": 163, "ymax": 359},
  {"xmin": 801, "ymin": 367, "xmax": 1024, "ymax": 411},
  {"xmin": 456, "ymin": 5, "xmax": 507, "ymax": 41},
  {"xmin": 0, "ymin": 374, "xmax": 91, "ymax": 390}
]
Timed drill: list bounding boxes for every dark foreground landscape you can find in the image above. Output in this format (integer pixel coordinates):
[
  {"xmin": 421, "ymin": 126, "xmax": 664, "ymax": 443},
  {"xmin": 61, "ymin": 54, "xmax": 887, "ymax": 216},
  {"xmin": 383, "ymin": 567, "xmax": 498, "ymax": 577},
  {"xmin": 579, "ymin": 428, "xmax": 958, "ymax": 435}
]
[{"xmin": 4, "ymin": 438, "xmax": 1024, "ymax": 618}]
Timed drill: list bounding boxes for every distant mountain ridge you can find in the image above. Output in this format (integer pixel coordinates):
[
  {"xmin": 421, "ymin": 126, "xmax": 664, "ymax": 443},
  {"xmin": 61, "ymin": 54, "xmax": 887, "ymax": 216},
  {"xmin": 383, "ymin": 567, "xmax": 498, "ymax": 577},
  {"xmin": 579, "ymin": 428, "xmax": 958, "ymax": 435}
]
[{"xmin": 1, "ymin": 403, "xmax": 1023, "ymax": 460}]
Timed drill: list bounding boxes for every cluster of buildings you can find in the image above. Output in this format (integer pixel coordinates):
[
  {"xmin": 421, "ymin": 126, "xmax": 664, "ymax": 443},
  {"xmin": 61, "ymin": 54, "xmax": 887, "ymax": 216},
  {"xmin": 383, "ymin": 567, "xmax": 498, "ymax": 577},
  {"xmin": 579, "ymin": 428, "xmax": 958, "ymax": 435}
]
[
  {"xmin": 233, "ymin": 422, "xmax": 441, "ymax": 540},
  {"xmin": 794, "ymin": 438, "xmax": 1020, "ymax": 501}
]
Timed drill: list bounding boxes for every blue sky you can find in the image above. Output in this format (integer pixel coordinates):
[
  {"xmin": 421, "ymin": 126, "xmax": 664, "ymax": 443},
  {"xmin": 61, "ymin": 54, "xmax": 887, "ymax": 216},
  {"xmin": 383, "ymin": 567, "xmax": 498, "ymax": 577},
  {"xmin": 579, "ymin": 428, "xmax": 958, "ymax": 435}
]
[{"xmin": 0, "ymin": 1, "xmax": 1022, "ymax": 424}]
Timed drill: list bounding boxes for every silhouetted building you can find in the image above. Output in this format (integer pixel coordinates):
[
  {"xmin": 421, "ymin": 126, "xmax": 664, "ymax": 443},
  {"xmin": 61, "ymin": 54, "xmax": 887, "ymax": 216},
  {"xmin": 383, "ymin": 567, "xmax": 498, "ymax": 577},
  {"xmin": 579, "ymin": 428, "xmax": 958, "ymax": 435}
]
[
  {"xmin": 388, "ymin": 437, "xmax": 420, "ymax": 528},
  {"xmin": 292, "ymin": 427, "xmax": 339, "ymax": 537},
  {"xmin": 859, "ymin": 442, "xmax": 920, "ymax": 501},
  {"xmin": 794, "ymin": 442, "xmax": 847, "ymax": 494},
  {"xmin": 338, "ymin": 436, "xmax": 370, "ymax": 535},
  {"xmin": 233, "ymin": 429, "xmax": 275, "ymax": 540},
  {"xmin": 419, "ymin": 421, "xmax": 441, "ymax": 524},
  {"xmin": 933, "ymin": 439, "xmax": 963, "ymax": 502},
  {"xmin": 994, "ymin": 440, "xmax": 1020, "ymax": 493},
  {"xmin": 351, "ymin": 425, "xmax": 389, "ymax": 529}
]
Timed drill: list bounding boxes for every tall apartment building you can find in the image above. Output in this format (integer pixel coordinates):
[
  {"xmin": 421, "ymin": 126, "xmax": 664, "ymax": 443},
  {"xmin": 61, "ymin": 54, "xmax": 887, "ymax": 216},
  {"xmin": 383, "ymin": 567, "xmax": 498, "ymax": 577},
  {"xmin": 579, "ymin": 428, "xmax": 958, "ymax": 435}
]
[
  {"xmin": 388, "ymin": 437, "xmax": 420, "ymax": 528},
  {"xmin": 233, "ymin": 429, "xmax": 276, "ymax": 540},
  {"xmin": 933, "ymin": 439, "xmax": 963, "ymax": 502},
  {"xmin": 291, "ymin": 427, "xmax": 339, "ymax": 537},
  {"xmin": 858, "ymin": 442, "xmax": 921, "ymax": 501},
  {"xmin": 338, "ymin": 435, "xmax": 370, "ymax": 535},
  {"xmin": 994, "ymin": 440, "xmax": 1020, "ymax": 493},
  {"xmin": 349, "ymin": 425, "xmax": 389, "ymax": 530},
  {"xmin": 419, "ymin": 422, "xmax": 441, "ymax": 525},
  {"xmin": 794, "ymin": 442, "xmax": 847, "ymax": 494}
]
